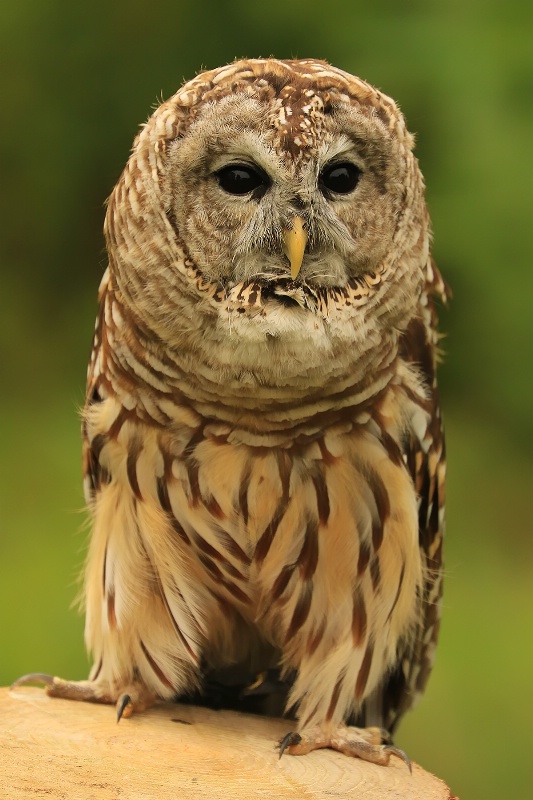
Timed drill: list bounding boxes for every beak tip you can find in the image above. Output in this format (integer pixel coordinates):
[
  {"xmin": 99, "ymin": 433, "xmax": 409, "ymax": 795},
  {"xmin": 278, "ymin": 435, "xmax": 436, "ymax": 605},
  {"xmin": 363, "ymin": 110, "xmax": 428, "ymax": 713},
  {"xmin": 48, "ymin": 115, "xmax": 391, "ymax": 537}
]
[{"xmin": 283, "ymin": 216, "xmax": 307, "ymax": 281}]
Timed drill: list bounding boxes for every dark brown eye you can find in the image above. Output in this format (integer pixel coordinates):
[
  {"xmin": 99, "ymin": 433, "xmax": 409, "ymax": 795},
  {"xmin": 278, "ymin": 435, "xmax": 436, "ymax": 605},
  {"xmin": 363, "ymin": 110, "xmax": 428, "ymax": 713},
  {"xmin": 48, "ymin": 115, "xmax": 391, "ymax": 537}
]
[
  {"xmin": 216, "ymin": 164, "xmax": 268, "ymax": 196},
  {"xmin": 319, "ymin": 162, "xmax": 361, "ymax": 196}
]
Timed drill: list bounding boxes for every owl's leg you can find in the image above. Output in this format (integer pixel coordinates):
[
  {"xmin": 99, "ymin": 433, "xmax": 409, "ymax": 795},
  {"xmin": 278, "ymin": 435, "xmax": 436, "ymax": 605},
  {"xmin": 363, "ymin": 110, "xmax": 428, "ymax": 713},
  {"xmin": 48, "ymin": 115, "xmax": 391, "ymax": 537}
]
[{"xmin": 279, "ymin": 725, "xmax": 410, "ymax": 769}]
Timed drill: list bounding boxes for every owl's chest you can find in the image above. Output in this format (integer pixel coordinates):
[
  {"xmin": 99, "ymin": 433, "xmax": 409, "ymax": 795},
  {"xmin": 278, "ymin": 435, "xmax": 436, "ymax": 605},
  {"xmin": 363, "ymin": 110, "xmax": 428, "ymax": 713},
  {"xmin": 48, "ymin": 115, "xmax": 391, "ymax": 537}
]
[{"xmin": 88, "ymin": 397, "xmax": 420, "ymax": 625}]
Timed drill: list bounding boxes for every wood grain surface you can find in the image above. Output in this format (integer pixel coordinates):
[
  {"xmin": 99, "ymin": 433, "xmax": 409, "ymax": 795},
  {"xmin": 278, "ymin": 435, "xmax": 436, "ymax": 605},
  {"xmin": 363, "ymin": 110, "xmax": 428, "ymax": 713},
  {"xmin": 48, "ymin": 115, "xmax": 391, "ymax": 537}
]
[{"xmin": 1, "ymin": 686, "xmax": 454, "ymax": 799}]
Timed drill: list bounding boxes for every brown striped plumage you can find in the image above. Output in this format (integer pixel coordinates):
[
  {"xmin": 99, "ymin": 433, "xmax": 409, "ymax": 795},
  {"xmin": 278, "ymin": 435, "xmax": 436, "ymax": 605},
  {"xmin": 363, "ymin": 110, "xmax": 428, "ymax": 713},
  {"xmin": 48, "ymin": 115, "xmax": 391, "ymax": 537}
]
[{"xmin": 20, "ymin": 59, "xmax": 448, "ymax": 764}]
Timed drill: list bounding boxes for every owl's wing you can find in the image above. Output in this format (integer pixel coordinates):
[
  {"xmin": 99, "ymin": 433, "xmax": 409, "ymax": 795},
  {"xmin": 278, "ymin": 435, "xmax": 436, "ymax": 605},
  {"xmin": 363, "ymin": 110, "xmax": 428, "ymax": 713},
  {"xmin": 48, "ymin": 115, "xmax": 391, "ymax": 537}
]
[
  {"xmin": 82, "ymin": 268, "xmax": 110, "ymax": 506},
  {"xmin": 361, "ymin": 260, "xmax": 449, "ymax": 735}
]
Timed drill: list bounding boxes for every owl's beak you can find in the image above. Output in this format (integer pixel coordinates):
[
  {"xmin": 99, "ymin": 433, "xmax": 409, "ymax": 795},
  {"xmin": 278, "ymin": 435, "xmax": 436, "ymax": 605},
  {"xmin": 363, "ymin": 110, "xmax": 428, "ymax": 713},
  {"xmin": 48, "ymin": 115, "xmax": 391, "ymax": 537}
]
[{"xmin": 283, "ymin": 216, "xmax": 307, "ymax": 280}]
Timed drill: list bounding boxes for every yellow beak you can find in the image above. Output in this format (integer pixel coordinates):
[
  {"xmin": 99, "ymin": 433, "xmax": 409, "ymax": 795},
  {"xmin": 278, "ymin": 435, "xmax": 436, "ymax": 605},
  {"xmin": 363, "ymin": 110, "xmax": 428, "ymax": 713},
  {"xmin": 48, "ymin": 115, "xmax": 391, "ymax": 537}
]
[{"xmin": 282, "ymin": 216, "xmax": 307, "ymax": 280}]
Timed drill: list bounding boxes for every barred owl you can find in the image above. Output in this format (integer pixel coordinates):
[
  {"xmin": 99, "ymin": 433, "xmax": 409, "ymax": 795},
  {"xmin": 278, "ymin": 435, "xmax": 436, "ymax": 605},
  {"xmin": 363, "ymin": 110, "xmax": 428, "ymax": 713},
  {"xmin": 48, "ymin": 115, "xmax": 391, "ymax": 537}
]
[{"xmin": 17, "ymin": 59, "xmax": 447, "ymax": 766}]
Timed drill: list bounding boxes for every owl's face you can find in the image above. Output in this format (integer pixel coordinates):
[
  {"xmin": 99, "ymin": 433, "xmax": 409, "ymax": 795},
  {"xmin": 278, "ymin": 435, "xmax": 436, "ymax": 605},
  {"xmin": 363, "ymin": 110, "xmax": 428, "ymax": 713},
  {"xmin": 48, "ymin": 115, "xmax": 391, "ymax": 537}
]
[
  {"xmin": 107, "ymin": 60, "xmax": 428, "ymax": 361},
  {"xmin": 165, "ymin": 85, "xmax": 407, "ymax": 289}
]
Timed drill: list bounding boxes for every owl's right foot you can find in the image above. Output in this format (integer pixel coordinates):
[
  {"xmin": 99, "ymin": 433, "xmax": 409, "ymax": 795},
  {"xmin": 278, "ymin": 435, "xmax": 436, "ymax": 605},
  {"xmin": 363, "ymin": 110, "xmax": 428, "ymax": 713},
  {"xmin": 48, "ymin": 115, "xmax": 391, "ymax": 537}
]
[{"xmin": 11, "ymin": 673, "xmax": 156, "ymax": 721}]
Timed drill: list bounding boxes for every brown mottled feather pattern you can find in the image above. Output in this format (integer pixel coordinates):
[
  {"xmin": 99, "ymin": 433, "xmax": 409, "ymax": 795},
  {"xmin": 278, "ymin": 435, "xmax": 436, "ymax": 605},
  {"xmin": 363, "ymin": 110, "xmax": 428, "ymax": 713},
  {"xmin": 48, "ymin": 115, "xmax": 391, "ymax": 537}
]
[{"xmin": 78, "ymin": 58, "xmax": 446, "ymax": 742}]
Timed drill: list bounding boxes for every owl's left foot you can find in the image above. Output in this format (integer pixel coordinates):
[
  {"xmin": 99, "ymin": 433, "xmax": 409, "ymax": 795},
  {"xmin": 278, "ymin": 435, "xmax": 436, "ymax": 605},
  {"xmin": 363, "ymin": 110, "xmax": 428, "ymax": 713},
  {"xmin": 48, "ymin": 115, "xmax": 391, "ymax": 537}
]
[
  {"xmin": 279, "ymin": 724, "xmax": 411, "ymax": 770},
  {"xmin": 11, "ymin": 673, "xmax": 156, "ymax": 722}
]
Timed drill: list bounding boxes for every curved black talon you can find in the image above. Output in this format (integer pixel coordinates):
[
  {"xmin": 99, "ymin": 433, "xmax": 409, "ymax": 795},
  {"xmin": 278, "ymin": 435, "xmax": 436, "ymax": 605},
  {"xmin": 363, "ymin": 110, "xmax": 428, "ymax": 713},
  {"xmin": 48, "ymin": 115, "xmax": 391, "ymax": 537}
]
[
  {"xmin": 384, "ymin": 744, "xmax": 412, "ymax": 773},
  {"xmin": 11, "ymin": 673, "xmax": 55, "ymax": 689},
  {"xmin": 116, "ymin": 694, "xmax": 132, "ymax": 723},
  {"xmin": 279, "ymin": 731, "xmax": 302, "ymax": 759}
]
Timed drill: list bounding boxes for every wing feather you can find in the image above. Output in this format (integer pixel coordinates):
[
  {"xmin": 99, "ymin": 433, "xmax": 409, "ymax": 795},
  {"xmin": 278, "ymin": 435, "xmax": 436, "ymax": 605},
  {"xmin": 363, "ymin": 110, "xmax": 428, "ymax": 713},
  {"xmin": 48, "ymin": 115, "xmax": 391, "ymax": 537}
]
[{"xmin": 384, "ymin": 261, "xmax": 448, "ymax": 733}]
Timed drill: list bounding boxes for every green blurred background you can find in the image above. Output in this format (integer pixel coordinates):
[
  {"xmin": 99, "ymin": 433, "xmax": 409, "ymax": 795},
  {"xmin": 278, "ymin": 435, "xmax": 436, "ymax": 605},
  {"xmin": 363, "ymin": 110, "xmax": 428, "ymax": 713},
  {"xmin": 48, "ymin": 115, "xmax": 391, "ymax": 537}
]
[{"xmin": 1, "ymin": 1, "xmax": 532, "ymax": 797}]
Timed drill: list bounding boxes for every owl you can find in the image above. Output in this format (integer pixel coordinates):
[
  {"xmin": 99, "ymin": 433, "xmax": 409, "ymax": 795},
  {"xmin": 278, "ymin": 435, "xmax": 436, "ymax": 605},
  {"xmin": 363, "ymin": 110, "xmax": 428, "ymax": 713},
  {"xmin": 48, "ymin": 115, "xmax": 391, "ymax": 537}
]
[{"xmin": 17, "ymin": 58, "xmax": 447, "ymax": 766}]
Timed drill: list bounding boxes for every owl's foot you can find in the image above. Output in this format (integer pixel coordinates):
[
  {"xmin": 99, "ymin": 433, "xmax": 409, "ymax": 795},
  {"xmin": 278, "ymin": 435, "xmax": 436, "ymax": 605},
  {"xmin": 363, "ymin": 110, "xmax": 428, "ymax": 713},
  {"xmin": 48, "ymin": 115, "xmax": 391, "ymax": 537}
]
[
  {"xmin": 279, "ymin": 724, "xmax": 411, "ymax": 770},
  {"xmin": 11, "ymin": 673, "xmax": 156, "ymax": 721}
]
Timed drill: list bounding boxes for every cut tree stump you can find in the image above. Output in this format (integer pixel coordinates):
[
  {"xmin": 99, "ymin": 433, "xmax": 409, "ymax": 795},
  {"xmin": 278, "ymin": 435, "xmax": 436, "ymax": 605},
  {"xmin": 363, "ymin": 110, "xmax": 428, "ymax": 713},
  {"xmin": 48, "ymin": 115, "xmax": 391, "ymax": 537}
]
[{"xmin": 1, "ymin": 686, "xmax": 454, "ymax": 799}]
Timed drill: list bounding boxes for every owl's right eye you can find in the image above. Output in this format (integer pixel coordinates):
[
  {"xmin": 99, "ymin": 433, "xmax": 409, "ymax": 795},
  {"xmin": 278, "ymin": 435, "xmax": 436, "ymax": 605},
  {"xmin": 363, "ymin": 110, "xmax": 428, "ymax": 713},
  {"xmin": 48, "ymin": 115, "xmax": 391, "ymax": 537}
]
[{"xmin": 216, "ymin": 164, "xmax": 268, "ymax": 197}]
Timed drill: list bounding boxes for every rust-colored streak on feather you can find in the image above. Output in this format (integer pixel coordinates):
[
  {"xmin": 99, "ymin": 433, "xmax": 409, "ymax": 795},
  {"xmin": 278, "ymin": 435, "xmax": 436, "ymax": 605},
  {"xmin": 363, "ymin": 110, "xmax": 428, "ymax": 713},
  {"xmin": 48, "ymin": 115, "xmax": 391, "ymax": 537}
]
[
  {"xmin": 159, "ymin": 446, "xmax": 174, "ymax": 499},
  {"xmin": 254, "ymin": 505, "xmax": 286, "ymax": 565},
  {"xmin": 271, "ymin": 564, "xmax": 294, "ymax": 601},
  {"xmin": 286, "ymin": 583, "xmax": 312, "ymax": 642},
  {"xmin": 355, "ymin": 640, "xmax": 374, "ymax": 699},
  {"xmin": 277, "ymin": 449, "xmax": 292, "ymax": 504},
  {"xmin": 140, "ymin": 640, "xmax": 175, "ymax": 690},
  {"xmin": 156, "ymin": 454, "xmax": 192, "ymax": 545},
  {"xmin": 357, "ymin": 540, "xmax": 371, "ymax": 576},
  {"xmin": 238, "ymin": 457, "xmax": 252, "ymax": 525},
  {"xmin": 210, "ymin": 591, "xmax": 232, "ymax": 619},
  {"xmin": 184, "ymin": 427, "xmax": 205, "ymax": 507},
  {"xmin": 222, "ymin": 579, "xmax": 252, "ymax": 605},
  {"xmin": 156, "ymin": 475, "xmax": 171, "ymax": 513},
  {"xmin": 370, "ymin": 555, "xmax": 381, "ymax": 593},
  {"xmin": 307, "ymin": 618, "xmax": 326, "ymax": 657},
  {"xmin": 224, "ymin": 560, "xmax": 248, "ymax": 581},
  {"xmin": 126, "ymin": 438, "xmax": 143, "ymax": 500},
  {"xmin": 326, "ymin": 674, "xmax": 344, "ymax": 722},
  {"xmin": 170, "ymin": 515, "xmax": 191, "ymax": 545},
  {"xmin": 186, "ymin": 461, "xmax": 201, "ymax": 507},
  {"xmin": 298, "ymin": 699, "xmax": 320, "ymax": 731},
  {"xmin": 191, "ymin": 531, "xmax": 244, "ymax": 578},
  {"xmin": 102, "ymin": 544, "xmax": 108, "ymax": 594},
  {"xmin": 386, "ymin": 562, "xmax": 405, "ymax": 624},
  {"xmin": 254, "ymin": 451, "xmax": 292, "ymax": 565},
  {"xmin": 91, "ymin": 433, "xmax": 107, "ymax": 461},
  {"xmin": 352, "ymin": 587, "xmax": 367, "ymax": 647},
  {"xmin": 214, "ymin": 527, "xmax": 250, "ymax": 565},
  {"xmin": 299, "ymin": 518, "xmax": 319, "ymax": 581},
  {"xmin": 319, "ymin": 437, "xmax": 338, "ymax": 466},
  {"xmin": 198, "ymin": 555, "xmax": 251, "ymax": 604},
  {"xmin": 204, "ymin": 493, "xmax": 225, "ymax": 519},
  {"xmin": 91, "ymin": 658, "xmax": 103, "ymax": 682},
  {"xmin": 107, "ymin": 591, "xmax": 116, "ymax": 630},
  {"xmin": 380, "ymin": 430, "xmax": 404, "ymax": 467},
  {"xmin": 159, "ymin": 581, "xmax": 199, "ymax": 663},
  {"xmin": 199, "ymin": 553, "xmax": 224, "ymax": 581},
  {"xmin": 367, "ymin": 466, "xmax": 390, "ymax": 551},
  {"xmin": 89, "ymin": 433, "xmax": 106, "ymax": 492},
  {"xmin": 311, "ymin": 468, "xmax": 330, "ymax": 525},
  {"xmin": 107, "ymin": 406, "xmax": 129, "ymax": 441}
]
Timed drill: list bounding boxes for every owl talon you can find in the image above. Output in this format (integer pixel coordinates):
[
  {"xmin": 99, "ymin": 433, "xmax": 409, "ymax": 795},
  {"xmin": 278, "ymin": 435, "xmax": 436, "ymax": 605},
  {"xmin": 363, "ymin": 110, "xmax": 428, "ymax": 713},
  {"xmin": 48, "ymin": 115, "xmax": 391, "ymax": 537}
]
[
  {"xmin": 116, "ymin": 693, "xmax": 132, "ymax": 722},
  {"xmin": 279, "ymin": 732, "xmax": 302, "ymax": 759},
  {"xmin": 11, "ymin": 672, "xmax": 56, "ymax": 689},
  {"xmin": 384, "ymin": 744, "xmax": 412, "ymax": 773}
]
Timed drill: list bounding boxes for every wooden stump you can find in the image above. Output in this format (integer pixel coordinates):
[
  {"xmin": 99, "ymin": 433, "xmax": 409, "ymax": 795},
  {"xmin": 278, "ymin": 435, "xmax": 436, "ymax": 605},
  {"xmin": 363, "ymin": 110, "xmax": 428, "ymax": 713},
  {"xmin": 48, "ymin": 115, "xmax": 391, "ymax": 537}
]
[{"xmin": 1, "ymin": 686, "xmax": 454, "ymax": 799}]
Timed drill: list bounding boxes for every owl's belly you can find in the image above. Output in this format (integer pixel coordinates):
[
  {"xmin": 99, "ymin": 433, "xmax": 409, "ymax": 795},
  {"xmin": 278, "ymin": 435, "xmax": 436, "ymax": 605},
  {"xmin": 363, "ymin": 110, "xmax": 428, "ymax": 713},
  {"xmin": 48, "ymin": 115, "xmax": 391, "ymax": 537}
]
[
  {"xmin": 86, "ymin": 399, "xmax": 421, "ymax": 707},
  {"xmin": 166, "ymin": 420, "xmax": 422, "ymax": 694}
]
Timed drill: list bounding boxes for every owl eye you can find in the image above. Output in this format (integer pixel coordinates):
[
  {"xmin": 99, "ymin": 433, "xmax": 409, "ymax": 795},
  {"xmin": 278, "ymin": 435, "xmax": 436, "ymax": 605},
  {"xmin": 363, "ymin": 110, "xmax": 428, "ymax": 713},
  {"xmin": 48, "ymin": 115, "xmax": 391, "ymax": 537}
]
[
  {"xmin": 319, "ymin": 162, "xmax": 361, "ymax": 196},
  {"xmin": 216, "ymin": 164, "xmax": 268, "ymax": 197}
]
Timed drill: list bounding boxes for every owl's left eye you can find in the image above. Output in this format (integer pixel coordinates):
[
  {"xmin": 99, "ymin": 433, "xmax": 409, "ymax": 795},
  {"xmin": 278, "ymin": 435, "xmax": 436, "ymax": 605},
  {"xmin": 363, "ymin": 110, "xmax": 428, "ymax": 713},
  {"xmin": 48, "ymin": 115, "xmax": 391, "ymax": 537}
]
[
  {"xmin": 216, "ymin": 164, "xmax": 269, "ymax": 197},
  {"xmin": 319, "ymin": 162, "xmax": 361, "ymax": 196}
]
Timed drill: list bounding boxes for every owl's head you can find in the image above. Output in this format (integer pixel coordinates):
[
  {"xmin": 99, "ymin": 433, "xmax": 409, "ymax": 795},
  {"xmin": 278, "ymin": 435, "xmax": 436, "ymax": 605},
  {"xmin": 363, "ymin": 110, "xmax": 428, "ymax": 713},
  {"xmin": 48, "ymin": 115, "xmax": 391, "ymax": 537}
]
[{"xmin": 106, "ymin": 59, "xmax": 429, "ymax": 355}]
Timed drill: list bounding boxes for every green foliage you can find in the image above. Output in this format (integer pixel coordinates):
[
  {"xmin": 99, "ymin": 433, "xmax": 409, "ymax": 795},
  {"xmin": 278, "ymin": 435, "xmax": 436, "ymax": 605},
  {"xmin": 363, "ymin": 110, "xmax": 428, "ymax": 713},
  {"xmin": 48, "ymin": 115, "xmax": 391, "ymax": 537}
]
[{"xmin": 1, "ymin": 2, "xmax": 531, "ymax": 798}]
